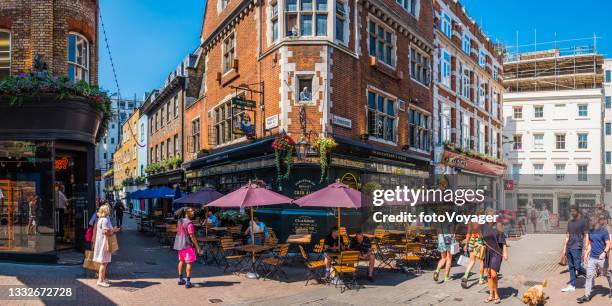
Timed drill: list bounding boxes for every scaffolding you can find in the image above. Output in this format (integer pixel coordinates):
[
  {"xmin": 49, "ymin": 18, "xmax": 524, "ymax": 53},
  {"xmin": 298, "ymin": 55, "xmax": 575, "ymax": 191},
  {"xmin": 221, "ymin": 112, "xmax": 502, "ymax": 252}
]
[{"xmin": 502, "ymin": 35, "xmax": 604, "ymax": 93}]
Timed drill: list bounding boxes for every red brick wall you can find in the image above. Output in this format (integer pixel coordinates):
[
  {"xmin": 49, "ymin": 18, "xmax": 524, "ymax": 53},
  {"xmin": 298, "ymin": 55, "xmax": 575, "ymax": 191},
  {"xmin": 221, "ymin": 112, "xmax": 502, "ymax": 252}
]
[{"xmin": 0, "ymin": 0, "xmax": 99, "ymax": 85}]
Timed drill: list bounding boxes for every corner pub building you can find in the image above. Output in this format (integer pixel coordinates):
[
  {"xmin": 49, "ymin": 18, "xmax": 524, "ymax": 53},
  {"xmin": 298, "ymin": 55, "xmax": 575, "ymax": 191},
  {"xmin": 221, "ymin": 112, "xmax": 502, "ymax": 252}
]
[
  {"xmin": 0, "ymin": 0, "xmax": 103, "ymax": 262},
  {"xmin": 183, "ymin": 0, "xmax": 435, "ymax": 239}
]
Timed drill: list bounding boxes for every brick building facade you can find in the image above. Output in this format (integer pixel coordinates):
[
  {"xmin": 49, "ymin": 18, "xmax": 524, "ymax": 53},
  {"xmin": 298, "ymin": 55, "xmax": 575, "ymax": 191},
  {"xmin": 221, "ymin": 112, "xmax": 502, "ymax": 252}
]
[
  {"xmin": 143, "ymin": 55, "xmax": 199, "ymax": 187},
  {"xmin": 432, "ymin": 0, "xmax": 505, "ymax": 206},
  {"xmin": 183, "ymin": 0, "xmax": 435, "ymax": 200},
  {"xmin": 0, "ymin": 0, "xmax": 98, "ymax": 84}
]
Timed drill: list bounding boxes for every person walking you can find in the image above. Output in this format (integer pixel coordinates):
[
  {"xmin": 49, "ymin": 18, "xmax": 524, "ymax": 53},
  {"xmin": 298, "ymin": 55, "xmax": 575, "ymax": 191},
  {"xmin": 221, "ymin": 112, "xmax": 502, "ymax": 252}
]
[
  {"xmin": 115, "ymin": 200, "xmax": 125, "ymax": 227},
  {"xmin": 461, "ymin": 208, "xmax": 486, "ymax": 288},
  {"xmin": 434, "ymin": 218, "xmax": 456, "ymax": 283},
  {"xmin": 577, "ymin": 214, "xmax": 611, "ymax": 303},
  {"xmin": 529, "ymin": 205, "xmax": 538, "ymax": 233},
  {"xmin": 92, "ymin": 204, "xmax": 120, "ymax": 287},
  {"xmin": 482, "ymin": 208, "xmax": 508, "ymax": 304},
  {"xmin": 561, "ymin": 205, "xmax": 589, "ymax": 293},
  {"xmin": 540, "ymin": 207, "xmax": 550, "ymax": 232},
  {"xmin": 174, "ymin": 207, "xmax": 203, "ymax": 289}
]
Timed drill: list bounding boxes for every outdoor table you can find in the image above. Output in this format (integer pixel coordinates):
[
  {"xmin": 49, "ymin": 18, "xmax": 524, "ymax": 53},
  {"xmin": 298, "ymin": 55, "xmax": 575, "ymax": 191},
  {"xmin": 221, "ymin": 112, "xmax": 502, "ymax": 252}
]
[
  {"xmin": 198, "ymin": 236, "xmax": 221, "ymax": 265},
  {"xmin": 348, "ymin": 233, "xmax": 375, "ymax": 238},
  {"xmin": 285, "ymin": 234, "xmax": 311, "ymax": 245},
  {"xmin": 233, "ymin": 244, "xmax": 276, "ymax": 277},
  {"xmin": 211, "ymin": 227, "xmax": 228, "ymax": 231}
]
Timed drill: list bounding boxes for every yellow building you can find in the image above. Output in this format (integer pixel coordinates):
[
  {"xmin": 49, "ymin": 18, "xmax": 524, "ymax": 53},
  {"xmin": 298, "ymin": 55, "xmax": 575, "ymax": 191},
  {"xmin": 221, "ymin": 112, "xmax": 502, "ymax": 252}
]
[{"xmin": 113, "ymin": 109, "xmax": 142, "ymax": 190}]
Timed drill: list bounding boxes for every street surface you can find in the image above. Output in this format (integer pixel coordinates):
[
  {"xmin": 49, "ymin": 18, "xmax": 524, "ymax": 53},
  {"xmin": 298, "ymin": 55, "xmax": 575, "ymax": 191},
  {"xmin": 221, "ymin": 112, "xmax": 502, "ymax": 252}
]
[{"xmin": 1, "ymin": 217, "xmax": 611, "ymax": 305}]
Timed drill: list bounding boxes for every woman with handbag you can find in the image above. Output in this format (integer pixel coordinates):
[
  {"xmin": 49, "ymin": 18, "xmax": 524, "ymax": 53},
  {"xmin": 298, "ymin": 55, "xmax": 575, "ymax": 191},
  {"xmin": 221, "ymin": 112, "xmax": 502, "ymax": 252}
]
[
  {"xmin": 93, "ymin": 204, "xmax": 120, "ymax": 287},
  {"xmin": 461, "ymin": 208, "xmax": 486, "ymax": 288}
]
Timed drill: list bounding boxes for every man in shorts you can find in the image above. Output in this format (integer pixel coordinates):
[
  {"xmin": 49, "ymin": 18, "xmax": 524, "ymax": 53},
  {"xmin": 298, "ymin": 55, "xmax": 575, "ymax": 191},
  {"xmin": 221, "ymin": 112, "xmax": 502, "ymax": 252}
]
[
  {"xmin": 349, "ymin": 230, "xmax": 375, "ymax": 282},
  {"xmin": 174, "ymin": 207, "xmax": 203, "ymax": 288}
]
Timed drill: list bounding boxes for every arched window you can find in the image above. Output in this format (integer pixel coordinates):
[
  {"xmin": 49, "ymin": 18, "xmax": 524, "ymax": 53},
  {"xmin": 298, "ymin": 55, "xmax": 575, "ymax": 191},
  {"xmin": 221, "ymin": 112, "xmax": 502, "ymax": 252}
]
[
  {"xmin": 0, "ymin": 30, "xmax": 10, "ymax": 79},
  {"xmin": 67, "ymin": 32, "xmax": 89, "ymax": 83}
]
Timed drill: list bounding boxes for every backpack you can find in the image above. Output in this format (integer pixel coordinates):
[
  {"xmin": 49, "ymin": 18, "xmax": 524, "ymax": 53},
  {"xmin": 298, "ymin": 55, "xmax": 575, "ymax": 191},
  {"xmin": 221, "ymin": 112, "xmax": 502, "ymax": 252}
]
[{"xmin": 173, "ymin": 219, "xmax": 193, "ymax": 251}]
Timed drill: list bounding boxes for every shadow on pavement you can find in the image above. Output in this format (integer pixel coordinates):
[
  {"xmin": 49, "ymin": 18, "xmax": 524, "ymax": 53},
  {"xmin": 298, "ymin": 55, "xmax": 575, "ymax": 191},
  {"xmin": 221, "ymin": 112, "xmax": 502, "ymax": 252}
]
[{"xmin": 194, "ymin": 280, "xmax": 241, "ymax": 287}]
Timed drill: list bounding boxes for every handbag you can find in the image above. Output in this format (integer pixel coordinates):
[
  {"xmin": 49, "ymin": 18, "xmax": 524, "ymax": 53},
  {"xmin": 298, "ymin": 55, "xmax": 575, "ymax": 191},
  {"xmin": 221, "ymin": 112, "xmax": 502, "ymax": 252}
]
[
  {"xmin": 450, "ymin": 241, "xmax": 461, "ymax": 255},
  {"xmin": 457, "ymin": 252, "xmax": 470, "ymax": 267},
  {"xmin": 106, "ymin": 233, "xmax": 119, "ymax": 253},
  {"xmin": 83, "ymin": 250, "xmax": 100, "ymax": 271},
  {"xmin": 85, "ymin": 225, "xmax": 94, "ymax": 242}
]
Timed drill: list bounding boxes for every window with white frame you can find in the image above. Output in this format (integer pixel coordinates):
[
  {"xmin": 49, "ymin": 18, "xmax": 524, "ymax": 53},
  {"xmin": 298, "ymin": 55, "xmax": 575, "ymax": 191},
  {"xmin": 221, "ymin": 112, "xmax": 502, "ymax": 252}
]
[
  {"xmin": 396, "ymin": 0, "xmax": 417, "ymax": 15},
  {"xmin": 607, "ymin": 151, "xmax": 611, "ymax": 164},
  {"xmin": 578, "ymin": 165, "xmax": 587, "ymax": 181},
  {"xmin": 491, "ymin": 132, "xmax": 498, "ymax": 157},
  {"xmin": 577, "ymin": 133, "xmax": 588, "ymax": 149},
  {"xmin": 512, "ymin": 164, "xmax": 521, "ymax": 180},
  {"xmin": 440, "ymin": 104, "xmax": 451, "ymax": 143},
  {"xmin": 440, "ymin": 12, "xmax": 451, "ymax": 38},
  {"xmin": 533, "ymin": 163, "xmax": 543, "ymax": 177},
  {"xmin": 476, "ymin": 120, "xmax": 484, "ymax": 153},
  {"xmin": 409, "ymin": 109, "xmax": 430, "ymax": 151},
  {"xmin": 410, "ymin": 47, "xmax": 430, "ymax": 86},
  {"xmin": 606, "ymin": 122, "xmax": 611, "ymax": 135},
  {"xmin": 606, "ymin": 70, "xmax": 611, "ymax": 83},
  {"xmin": 607, "ymin": 179, "xmax": 612, "ymax": 192},
  {"xmin": 555, "ymin": 164, "xmax": 565, "ymax": 181},
  {"xmin": 166, "ymin": 102, "xmax": 171, "ymax": 123},
  {"xmin": 477, "ymin": 77, "xmax": 485, "ymax": 107},
  {"xmin": 160, "ymin": 105, "xmax": 165, "ymax": 127},
  {"xmin": 174, "ymin": 134, "xmax": 180, "ymax": 156},
  {"xmin": 533, "ymin": 133, "xmax": 544, "ymax": 150},
  {"xmin": 367, "ymin": 90, "xmax": 396, "ymax": 142},
  {"xmin": 270, "ymin": 1, "xmax": 279, "ymax": 41},
  {"xmin": 0, "ymin": 31, "xmax": 10, "ymax": 79},
  {"xmin": 368, "ymin": 19, "xmax": 395, "ymax": 66},
  {"xmin": 174, "ymin": 96, "xmax": 179, "ymax": 118},
  {"xmin": 577, "ymin": 104, "xmax": 588, "ymax": 117},
  {"xmin": 67, "ymin": 33, "xmax": 89, "ymax": 83},
  {"xmin": 555, "ymin": 133, "xmax": 565, "ymax": 149},
  {"xmin": 491, "ymin": 91, "xmax": 498, "ymax": 118},
  {"xmin": 297, "ymin": 75, "xmax": 313, "ymax": 103},
  {"xmin": 478, "ymin": 49, "xmax": 486, "ymax": 67},
  {"xmin": 460, "ymin": 64, "xmax": 470, "ymax": 99},
  {"xmin": 222, "ymin": 33, "xmax": 235, "ymax": 73},
  {"xmin": 212, "ymin": 100, "xmax": 243, "ymax": 145},
  {"xmin": 512, "ymin": 134, "xmax": 522, "ymax": 150},
  {"xmin": 534, "ymin": 105, "xmax": 544, "ymax": 118},
  {"xmin": 492, "ymin": 66, "xmax": 499, "ymax": 81},
  {"xmin": 335, "ymin": 0, "xmax": 347, "ymax": 43},
  {"xmin": 461, "ymin": 112, "xmax": 470, "ymax": 148},
  {"xmin": 462, "ymin": 33, "xmax": 470, "ymax": 55},
  {"xmin": 440, "ymin": 49, "xmax": 451, "ymax": 87},
  {"xmin": 191, "ymin": 118, "xmax": 200, "ymax": 153},
  {"xmin": 513, "ymin": 106, "xmax": 522, "ymax": 119},
  {"xmin": 606, "ymin": 96, "xmax": 611, "ymax": 109},
  {"xmin": 220, "ymin": 0, "xmax": 229, "ymax": 11},
  {"xmin": 286, "ymin": 0, "xmax": 328, "ymax": 37}
]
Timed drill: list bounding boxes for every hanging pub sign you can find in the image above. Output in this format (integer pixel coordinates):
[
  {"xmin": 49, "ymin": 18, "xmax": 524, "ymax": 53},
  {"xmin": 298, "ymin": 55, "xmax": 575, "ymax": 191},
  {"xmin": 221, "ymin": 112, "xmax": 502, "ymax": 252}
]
[{"xmin": 231, "ymin": 96, "xmax": 256, "ymax": 137}]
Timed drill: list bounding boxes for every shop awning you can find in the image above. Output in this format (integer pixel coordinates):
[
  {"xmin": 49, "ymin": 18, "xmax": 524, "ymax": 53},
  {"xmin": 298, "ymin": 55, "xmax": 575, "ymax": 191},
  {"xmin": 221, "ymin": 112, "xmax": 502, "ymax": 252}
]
[{"xmin": 126, "ymin": 187, "xmax": 176, "ymax": 199}]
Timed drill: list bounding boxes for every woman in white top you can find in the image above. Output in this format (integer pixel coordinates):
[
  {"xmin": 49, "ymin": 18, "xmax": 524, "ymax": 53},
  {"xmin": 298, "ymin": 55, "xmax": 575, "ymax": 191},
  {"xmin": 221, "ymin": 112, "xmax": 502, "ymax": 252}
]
[{"xmin": 92, "ymin": 204, "xmax": 120, "ymax": 287}]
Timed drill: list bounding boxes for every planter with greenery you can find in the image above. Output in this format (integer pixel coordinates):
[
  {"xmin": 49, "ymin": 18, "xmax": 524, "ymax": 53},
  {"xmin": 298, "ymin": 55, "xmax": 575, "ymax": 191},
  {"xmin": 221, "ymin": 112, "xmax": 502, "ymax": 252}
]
[
  {"xmin": 314, "ymin": 136, "xmax": 337, "ymax": 182},
  {"xmin": 272, "ymin": 132, "xmax": 295, "ymax": 182},
  {"xmin": 443, "ymin": 142, "xmax": 505, "ymax": 166}
]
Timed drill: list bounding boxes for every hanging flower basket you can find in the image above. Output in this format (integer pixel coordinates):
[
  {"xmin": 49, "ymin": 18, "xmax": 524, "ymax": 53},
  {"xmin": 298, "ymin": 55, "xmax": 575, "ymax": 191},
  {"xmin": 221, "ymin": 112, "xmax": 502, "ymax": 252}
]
[
  {"xmin": 314, "ymin": 136, "xmax": 337, "ymax": 182},
  {"xmin": 272, "ymin": 132, "xmax": 295, "ymax": 182}
]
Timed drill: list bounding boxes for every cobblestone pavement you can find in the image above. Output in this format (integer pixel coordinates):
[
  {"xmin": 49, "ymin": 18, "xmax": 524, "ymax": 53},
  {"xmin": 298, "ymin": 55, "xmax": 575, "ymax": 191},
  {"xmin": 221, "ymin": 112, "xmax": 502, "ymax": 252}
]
[{"xmin": 1, "ymin": 217, "xmax": 610, "ymax": 305}]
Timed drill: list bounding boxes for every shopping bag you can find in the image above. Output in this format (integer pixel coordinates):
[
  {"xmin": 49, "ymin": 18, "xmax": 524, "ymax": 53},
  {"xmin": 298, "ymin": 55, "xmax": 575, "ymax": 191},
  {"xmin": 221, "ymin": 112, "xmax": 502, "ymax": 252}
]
[
  {"xmin": 83, "ymin": 250, "xmax": 100, "ymax": 271},
  {"xmin": 457, "ymin": 253, "xmax": 470, "ymax": 267},
  {"xmin": 85, "ymin": 225, "xmax": 94, "ymax": 242},
  {"xmin": 450, "ymin": 242, "xmax": 461, "ymax": 255},
  {"xmin": 558, "ymin": 253, "xmax": 567, "ymax": 266},
  {"xmin": 106, "ymin": 234, "xmax": 119, "ymax": 253}
]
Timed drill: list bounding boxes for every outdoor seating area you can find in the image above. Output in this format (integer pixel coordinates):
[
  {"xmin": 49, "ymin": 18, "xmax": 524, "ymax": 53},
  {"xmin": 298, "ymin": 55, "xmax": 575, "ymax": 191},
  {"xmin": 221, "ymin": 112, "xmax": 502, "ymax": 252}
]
[{"xmin": 124, "ymin": 182, "xmax": 454, "ymax": 293}]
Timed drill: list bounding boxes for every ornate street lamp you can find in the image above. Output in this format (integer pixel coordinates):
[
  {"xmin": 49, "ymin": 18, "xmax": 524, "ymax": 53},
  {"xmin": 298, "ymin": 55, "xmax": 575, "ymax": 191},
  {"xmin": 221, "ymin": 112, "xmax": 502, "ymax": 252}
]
[{"xmin": 295, "ymin": 136, "xmax": 310, "ymax": 160}]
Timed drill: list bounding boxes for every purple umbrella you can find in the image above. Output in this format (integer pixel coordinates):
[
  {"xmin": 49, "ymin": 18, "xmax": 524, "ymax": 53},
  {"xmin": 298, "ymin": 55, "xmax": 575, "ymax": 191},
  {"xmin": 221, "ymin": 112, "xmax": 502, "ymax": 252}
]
[
  {"xmin": 293, "ymin": 182, "xmax": 363, "ymax": 246},
  {"xmin": 174, "ymin": 188, "xmax": 224, "ymax": 205}
]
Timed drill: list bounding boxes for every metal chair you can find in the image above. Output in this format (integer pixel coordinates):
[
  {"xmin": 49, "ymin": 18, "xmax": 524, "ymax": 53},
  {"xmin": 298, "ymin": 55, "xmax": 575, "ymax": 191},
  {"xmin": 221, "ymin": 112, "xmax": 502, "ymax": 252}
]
[
  {"xmin": 261, "ymin": 244, "xmax": 290, "ymax": 280},
  {"xmin": 332, "ymin": 251, "xmax": 361, "ymax": 292},
  {"xmin": 298, "ymin": 245, "xmax": 326, "ymax": 286},
  {"xmin": 219, "ymin": 237, "xmax": 246, "ymax": 273}
]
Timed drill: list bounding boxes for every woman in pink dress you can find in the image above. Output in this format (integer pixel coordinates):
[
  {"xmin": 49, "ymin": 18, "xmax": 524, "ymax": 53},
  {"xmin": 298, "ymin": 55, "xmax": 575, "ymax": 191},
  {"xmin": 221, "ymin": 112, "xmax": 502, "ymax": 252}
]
[{"xmin": 93, "ymin": 204, "xmax": 120, "ymax": 287}]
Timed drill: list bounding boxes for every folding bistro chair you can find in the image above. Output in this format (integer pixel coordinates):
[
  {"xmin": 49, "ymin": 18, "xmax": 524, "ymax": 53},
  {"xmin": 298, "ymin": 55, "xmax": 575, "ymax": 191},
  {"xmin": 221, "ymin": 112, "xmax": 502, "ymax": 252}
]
[
  {"xmin": 332, "ymin": 251, "xmax": 361, "ymax": 292},
  {"xmin": 397, "ymin": 243, "xmax": 423, "ymax": 275},
  {"xmin": 261, "ymin": 244, "xmax": 290, "ymax": 280},
  {"xmin": 298, "ymin": 245, "xmax": 326, "ymax": 286},
  {"xmin": 373, "ymin": 233, "xmax": 397, "ymax": 271},
  {"xmin": 219, "ymin": 237, "xmax": 246, "ymax": 273},
  {"xmin": 312, "ymin": 239, "xmax": 325, "ymax": 260}
]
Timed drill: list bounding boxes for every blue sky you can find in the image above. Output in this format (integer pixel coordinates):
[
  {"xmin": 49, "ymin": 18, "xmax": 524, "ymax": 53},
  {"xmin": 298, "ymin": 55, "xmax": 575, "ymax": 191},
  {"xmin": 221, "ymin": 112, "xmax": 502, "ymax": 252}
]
[{"xmin": 98, "ymin": 0, "xmax": 611, "ymax": 99}]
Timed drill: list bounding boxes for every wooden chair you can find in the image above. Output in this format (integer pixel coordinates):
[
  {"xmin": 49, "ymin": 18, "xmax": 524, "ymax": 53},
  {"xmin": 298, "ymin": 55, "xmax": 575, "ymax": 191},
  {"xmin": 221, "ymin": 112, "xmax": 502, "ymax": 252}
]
[
  {"xmin": 397, "ymin": 243, "xmax": 423, "ymax": 275},
  {"xmin": 373, "ymin": 234, "xmax": 397, "ymax": 271},
  {"xmin": 252, "ymin": 232, "xmax": 265, "ymax": 245},
  {"xmin": 332, "ymin": 251, "xmax": 361, "ymax": 292},
  {"xmin": 312, "ymin": 239, "xmax": 325, "ymax": 260},
  {"xmin": 298, "ymin": 245, "xmax": 326, "ymax": 286},
  {"xmin": 219, "ymin": 237, "xmax": 246, "ymax": 273},
  {"xmin": 261, "ymin": 244, "xmax": 290, "ymax": 280}
]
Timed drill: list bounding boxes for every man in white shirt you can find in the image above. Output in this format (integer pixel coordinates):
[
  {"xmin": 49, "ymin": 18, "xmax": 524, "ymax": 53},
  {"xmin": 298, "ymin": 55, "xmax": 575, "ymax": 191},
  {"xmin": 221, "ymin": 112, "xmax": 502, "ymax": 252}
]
[{"xmin": 55, "ymin": 185, "xmax": 68, "ymax": 239}]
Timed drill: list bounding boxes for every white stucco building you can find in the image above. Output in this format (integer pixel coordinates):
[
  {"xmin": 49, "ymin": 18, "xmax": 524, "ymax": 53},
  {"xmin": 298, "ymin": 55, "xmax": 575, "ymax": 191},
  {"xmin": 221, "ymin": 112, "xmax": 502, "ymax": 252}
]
[
  {"xmin": 603, "ymin": 59, "xmax": 612, "ymax": 208},
  {"xmin": 502, "ymin": 47, "xmax": 604, "ymax": 222}
]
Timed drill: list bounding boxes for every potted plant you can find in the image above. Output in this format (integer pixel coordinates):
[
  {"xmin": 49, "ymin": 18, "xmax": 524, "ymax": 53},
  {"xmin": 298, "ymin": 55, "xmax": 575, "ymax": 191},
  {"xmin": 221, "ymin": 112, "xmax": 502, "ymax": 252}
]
[
  {"xmin": 314, "ymin": 136, "xmax": 337, "ymax": 182},
  {"xmin": 272, "ymin": 132, "xmax": 295, "ymax": 182}
]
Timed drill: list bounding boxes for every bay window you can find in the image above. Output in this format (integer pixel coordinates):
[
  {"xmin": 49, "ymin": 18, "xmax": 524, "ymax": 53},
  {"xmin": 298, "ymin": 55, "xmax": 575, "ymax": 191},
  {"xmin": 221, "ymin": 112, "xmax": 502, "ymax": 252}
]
[
  {"xmin": 368, "ymin": 19, "xmax": 395, "ymax": 66},
  {"xmin": 367, "ymin": 90, "xmax": 396, "ymax": 142},
  {"xmin": 286, "ymin": 0, "xmax": 328, "ymax": 37},
  {"xmin": 67, "ymin": 33, "xmax": 89, "ymax": 83}
]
